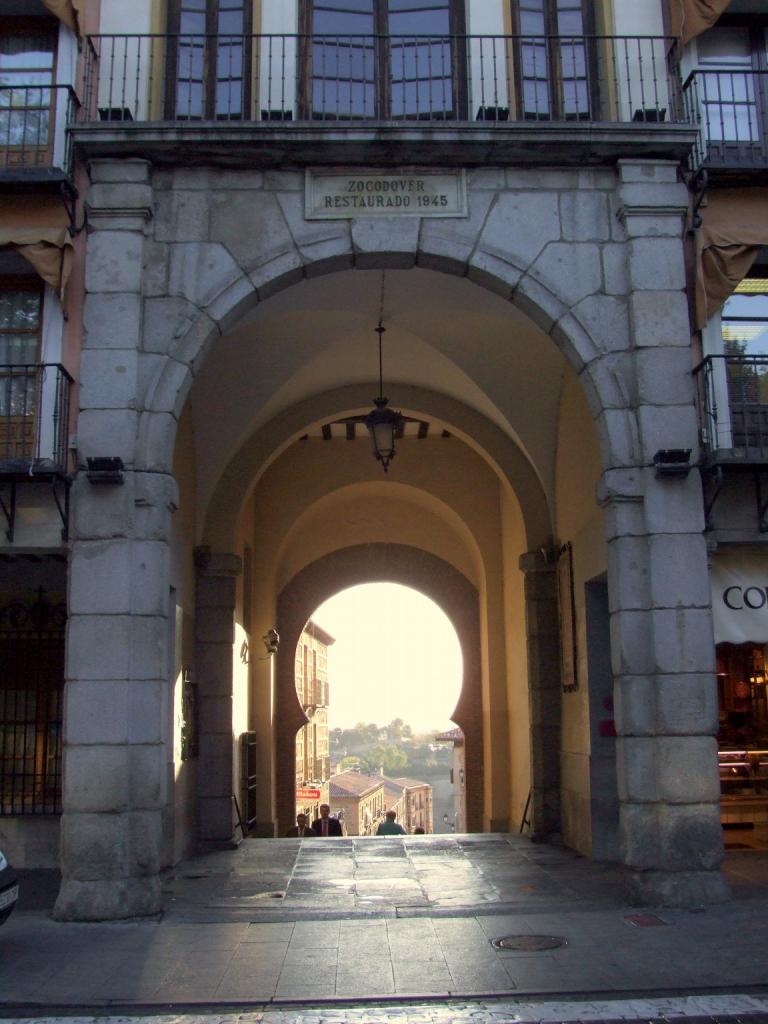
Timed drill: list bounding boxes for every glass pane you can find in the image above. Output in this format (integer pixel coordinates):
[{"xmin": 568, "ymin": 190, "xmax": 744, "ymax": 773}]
[
  {"xmin": 560, "ymin": 42, "xmax": 586, "ymax": 78},
  {"xmin": 178, "ymin": 42, "xmax": 205, "ymax": 79},
  {"xmin": 562, "ymin": 78, "xmax": 588, "ymax": 115},
  {"xmin": 216, "ymin": 79, "xmax": 242, "ymax": 115},
  {"xmin": 218, "ymin": 10, "xmax": 245, "ymax": 34},
  {"xmin": 389, "ymin": 1, "xmax": 450, "ymax": 35},
  {"xmin": 0, "ymin": 292, "xmax": 41, "ymax": 330},
  {"xmin": 520, "ymin": 11, "xmax": 546, "ymax": 35},
  {"xmin": 176, "ymin": 81, "xmax": 203, "ymax": 117},
  {"xmin": 0, "ymin": 71, "xmax": 52, "ymax": 91},
  {"xmin": 217, "ymin": 41, "xmax": 243, "ymax": 77},
  {"xmin": 723, "ymin": 291, "xmax": 768, "ymax": 357},
  {"xmin": 557, "ymin": 10, "xmax": 583, "ymax": 36},
  {"xmin": 313, "ymin": 2, "xmax": 374, "ymax": 34},
  {"xmin": 0, "ymin": 36, "xmax": 54, "ymax": 71},
  {"xmin": 0, "ymin": 334, "xmax": 38, "ymax": 363},
  {"xmin": 698, "ymin": 27, "xmax": 751, "ymax": 65},
  {"xmin": 179, "ymin": 11, "xmax": 207, "ymax": 33},
  {"xmin": 522, "ymin": 41, "xmax": 548, "ymax": 78},
  {"xmin": 523, "ymin": 77, "xmax": 550, "ymax": 116},
  {"xmin": 312, "ymin": 78, "xmax": 375, "ymax": 116}
]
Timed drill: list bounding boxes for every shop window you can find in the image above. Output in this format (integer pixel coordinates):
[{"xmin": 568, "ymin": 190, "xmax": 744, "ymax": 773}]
[
  {"xmin": 0, "ymin": 591, "xmax": 65, "ymax": 816},
  {"xmin": 717, "ymin": 642, "xmax": 768, "ymax": 749},
  {"xmin": 0, "ymin": 20, "xmax": 57, "ymax": 167},
  {"xmin": 0, "ymin": 276, "xmax": 43, "ymax": 461},
  {"xmin": 510, "ymin": 0, "xmax": 595, "ymax": 121},
  {"xmin": 299, "ymin": 0, "xmax": 467, "ymax": 120},
  {"xmin": 166, "ymin": 0, "xmax": 252, "ymax": 119}
]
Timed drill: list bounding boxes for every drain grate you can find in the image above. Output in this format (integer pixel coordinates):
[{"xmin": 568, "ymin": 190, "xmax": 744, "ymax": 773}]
[{"xmin": 492, "ymin": 934, "xmax": 566, "ymax": 951}]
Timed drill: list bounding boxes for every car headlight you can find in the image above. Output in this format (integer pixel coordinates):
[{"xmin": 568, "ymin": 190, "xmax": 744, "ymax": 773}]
[{"xmin": 0, "ymin": 852, "xmax": 7, "ymax": 872}]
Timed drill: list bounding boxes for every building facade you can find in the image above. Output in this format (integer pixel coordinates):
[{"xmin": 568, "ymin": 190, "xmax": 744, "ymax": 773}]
[
  {"xmin": 328, "ymin": 770, "xmax": 385, "ymax": 835},
  {"xmin": 391, "ymin": 777, "xmax": 433, "ymax": 834},
  {"xmin": 2, "ymin": 0, "xmax": 763, "ymax": 920},
  {"xmin": 294, "ymin": 619, "xmax": 333, "ymax": 824}
]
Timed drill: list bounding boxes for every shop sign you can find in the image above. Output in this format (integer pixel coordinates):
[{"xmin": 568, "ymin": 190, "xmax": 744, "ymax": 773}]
[
  {"xmin": 296, "ymin": 787, "xmax": 321, "ymax": 800},
  {"xmin": 305, "ymin": 169, "xmax": 467, "ymax": 219},
  {"xmin": 710, "ymin": 552, "xmax": 768, "ymax": 644}
]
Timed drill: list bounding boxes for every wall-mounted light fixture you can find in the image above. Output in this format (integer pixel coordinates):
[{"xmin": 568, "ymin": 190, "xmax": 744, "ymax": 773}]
[
  {"xmin": 263, "ymin": 628, "xmax": 280, "ymax": 655},
  {"xmin": 653, "ymin": 449, "xmax": 692, "ymax": 478},
  {"xmin": 86, "ymin": 456, "xmax": 124, "ymax": 484},
  {"xmin": 364, "ymin": 273, "xmax": 403, "ymax": 472}
]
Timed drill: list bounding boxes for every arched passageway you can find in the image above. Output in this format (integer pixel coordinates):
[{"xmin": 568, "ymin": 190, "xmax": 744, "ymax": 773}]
[
  {"xmin": 56, "ymin": 160, "xmax": 727, "ymax": 920},
  {"xmin": 276, "ymin": 545, "xmax": 483, "ymax": 837}
]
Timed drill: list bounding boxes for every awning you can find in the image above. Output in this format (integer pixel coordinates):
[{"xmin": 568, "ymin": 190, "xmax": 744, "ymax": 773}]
[
  {"xmin": 0, "ymin": 226, "xmax": 73, "ymax": 294},
  {"xmin": 667, "ymin": 0, "xmax": 732, "ymax": 47},
  {"xmin": 711, "ymin": 552, "xmax": 768, "ymax": 645},
  {"xmin": 41, "ymin": 0, "xmax": 82, "ymax": 37},
  {"xmin": 695, "ymin": 189, "xmax": 768, "ymax": 329}
]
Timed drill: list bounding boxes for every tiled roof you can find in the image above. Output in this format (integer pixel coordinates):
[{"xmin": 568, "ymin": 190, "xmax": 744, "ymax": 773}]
[
  {"xmin": 435, "ymin": 728, "xmax": 464, "ymax": 744},
  {"xmin": 328, "ymin": 771, "xmax": 384, "ymax": 797},
  {"xmin": 390, "ymin": 776, "xmax": 430, "ymax": 790}
]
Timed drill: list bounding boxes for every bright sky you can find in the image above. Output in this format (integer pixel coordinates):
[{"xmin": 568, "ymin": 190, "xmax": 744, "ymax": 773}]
[{"xmin": 311, "ymin": 583, "xmax": 463, "ymax": 734}]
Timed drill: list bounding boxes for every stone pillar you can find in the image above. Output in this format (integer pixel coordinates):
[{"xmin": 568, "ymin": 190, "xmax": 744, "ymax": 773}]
[
  {"xmin": 520, "ymin": 549, "xmax": 561, "ymax": 837},
  {"xmin": 605, "ymin": 160, "xmax": 728, "ymax": 906},
  {"xmin": 54, "ymin": 160, "xmax": 176, "ymax": 921},
  {"xmin": 194, "ymin": 548, "xmax": 241, "ymax": 846},
  {"xmin": 55, "ymin": 476, "xmax": 175, "ymax": 920}
]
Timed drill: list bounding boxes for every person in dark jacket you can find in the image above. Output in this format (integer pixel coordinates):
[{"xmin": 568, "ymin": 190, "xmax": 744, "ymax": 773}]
[
  {"xmin": 285, "ymin": 813, "xmax": 313, "ymax": 837},
  {"xmin": 312, "ymin": 803, "xmax": 343, "ymax": 836}
]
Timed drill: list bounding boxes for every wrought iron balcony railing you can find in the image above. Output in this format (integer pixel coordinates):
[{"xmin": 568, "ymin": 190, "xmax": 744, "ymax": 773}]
[
  {"xmin": 0, "ymin": 364, "xmax": 74, "ymax": 473},
  {"xmin": 81, "ymin": 32, "xmax": 680, "ymax": 127},
  {"xmin": 683, "ymin": 69, "xmax": 768, "ymax": 171},
  {"xmin": 694, "ymin": 354, "xmax": 768, "ymax": 458},
  {"xmin": 0, "ymin": 85, "xmax": 79, "ymax": 176}
]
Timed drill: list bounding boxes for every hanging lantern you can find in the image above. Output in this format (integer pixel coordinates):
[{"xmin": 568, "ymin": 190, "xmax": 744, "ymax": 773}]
[{"xmin": 364, "ymin": 312, "xmax": 403, "ymax": 473}]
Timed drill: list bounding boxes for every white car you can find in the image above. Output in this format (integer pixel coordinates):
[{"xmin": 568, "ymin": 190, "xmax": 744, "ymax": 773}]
[{"xmin": 0, "ymin": 849, "xmax": 18, "ymax": 925}]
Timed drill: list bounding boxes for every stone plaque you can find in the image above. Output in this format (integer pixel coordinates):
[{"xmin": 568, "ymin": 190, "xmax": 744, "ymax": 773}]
[{"xmin": 305, "ymin": 169, "xmax": 467, "ymax": 219}]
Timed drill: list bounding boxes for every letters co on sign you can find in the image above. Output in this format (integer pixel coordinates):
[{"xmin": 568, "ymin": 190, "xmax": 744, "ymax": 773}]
[
  {"xmin": 305, "ymin": 169, "xmax": 467, "ymax": 219},
  {"xmin": 710, "ymin": 554, "xmax": 768, "ymax": 645}
]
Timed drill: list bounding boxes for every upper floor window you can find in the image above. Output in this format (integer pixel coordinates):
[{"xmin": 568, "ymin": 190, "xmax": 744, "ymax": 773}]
[
  {"xmin": 697, "ymin": 20, "xmax": 767, "ymax": 157},
  {"xmin": 0, "ymin": 20, "xmax": 57, "ymax": 166},
  {"xmin": 300, "ymin": 0, "xmax": 467, "ymax": 120},
  {"xmin": 510, "ymin": 0, "xmax": 594, "ymax": 121},
  {"xmin": 0, "ymin": 276, "xmax": 43, "ymax": 460},
  {"xmin": 167, "ymin": 0, "xmax": 252, "ymax": 119}
]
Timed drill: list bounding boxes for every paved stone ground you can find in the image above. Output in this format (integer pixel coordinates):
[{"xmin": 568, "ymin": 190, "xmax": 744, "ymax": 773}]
[{"xmin": 2, "ymin": 836, "xmax": 768, "ymax": 1010}]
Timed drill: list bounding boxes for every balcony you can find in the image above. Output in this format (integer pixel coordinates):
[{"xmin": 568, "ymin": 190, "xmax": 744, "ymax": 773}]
[
  {"xmin": 0, "ymin": 363, "xmax": 73, "ymax": 542},
  {"xmin": 684, "ymin": 69, "xmax": 768, "ymax": 174},
  {"xmin": 72, "ymin": 33, "xmax": 695, "ymax": 167},
  {"xmin": 0, "ymin": 85, "xmax": 79, "ymax": 184},
  {"xmin": 0, "ymin": 363, "xmax": 73, "ymax": 472},
  {"xmin": 694, "ymin": 354, "xmax": 768, "ymax": 461}
]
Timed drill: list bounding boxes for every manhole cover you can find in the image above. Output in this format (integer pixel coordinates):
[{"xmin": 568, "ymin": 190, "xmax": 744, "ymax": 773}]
[{"xmin": 492, "ymin": 934, "xmax": 565, "ymax": 951}]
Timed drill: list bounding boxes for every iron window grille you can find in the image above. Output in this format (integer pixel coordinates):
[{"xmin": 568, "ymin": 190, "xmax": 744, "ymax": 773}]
[{"xmin": 0, "ymin": 590, "xmax": 65, "ymax": 816}]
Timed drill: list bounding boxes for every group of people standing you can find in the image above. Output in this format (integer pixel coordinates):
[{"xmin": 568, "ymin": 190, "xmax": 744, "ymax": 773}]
[{"xmin": 286, "ymin": 805, "xmax": 423, "ymax": 836}]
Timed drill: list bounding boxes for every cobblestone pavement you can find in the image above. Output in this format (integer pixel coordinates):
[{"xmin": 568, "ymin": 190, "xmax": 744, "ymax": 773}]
[
  {"xmin": 3, "ymin": 837, "xmax": 768, "ymax": 1009},
  {"xmin": 3, "ymin": 996, "xmax": 768, "ymax": 1024}
]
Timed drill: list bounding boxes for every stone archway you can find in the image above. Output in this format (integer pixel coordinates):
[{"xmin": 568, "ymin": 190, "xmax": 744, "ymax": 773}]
[{"xmin": 275, "ymin": 544, "xmax": 482, "ymax": 837}]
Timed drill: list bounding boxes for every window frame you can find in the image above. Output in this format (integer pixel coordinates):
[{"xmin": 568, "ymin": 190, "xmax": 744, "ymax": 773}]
[
  {"xmin": 0, "ymin": 16, "xmax": 59, "ymax": 167},
  {"xmin": 509, "ymin": 0, "xmax": 598, "ymax": 122},
  {"xmin": 0, "ymin": 275, "xmax": 44, "ymax": 461},
  {"xmin": 165, "ymin": 0, "xmax": 253, "ymax": 120},
  {"xmin": 696, "ymin": 15, "xmax": 768, "ymax": 164},
  {"xmin": 298, "ymin": 0, "xmax": 468, "ymax": 122}
]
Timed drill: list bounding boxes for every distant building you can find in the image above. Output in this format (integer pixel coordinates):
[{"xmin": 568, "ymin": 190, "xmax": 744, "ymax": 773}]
[
  {"xmin": 391, "ymin": 777, "xmax": 434, "ymax": 834},
  {"xmin": 380, "ymin": 776, "xmax": 407, "ymax": 826},
  {"xmin": 294, "ymin": 621, "xmax": 334, "ymax": 823},
  {"xmin": 328, "ymin": 771, "xmax": 385, "ymax": 836},
  {"xmin": 435, "ymin": 728, "xmax": 466, "ymax": 833}
]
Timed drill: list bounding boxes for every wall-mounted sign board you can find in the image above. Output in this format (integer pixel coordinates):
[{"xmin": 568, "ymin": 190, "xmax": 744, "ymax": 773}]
[{"xmin": 305, "ymin": 169, "xmax": 467, "ymax": 219}]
